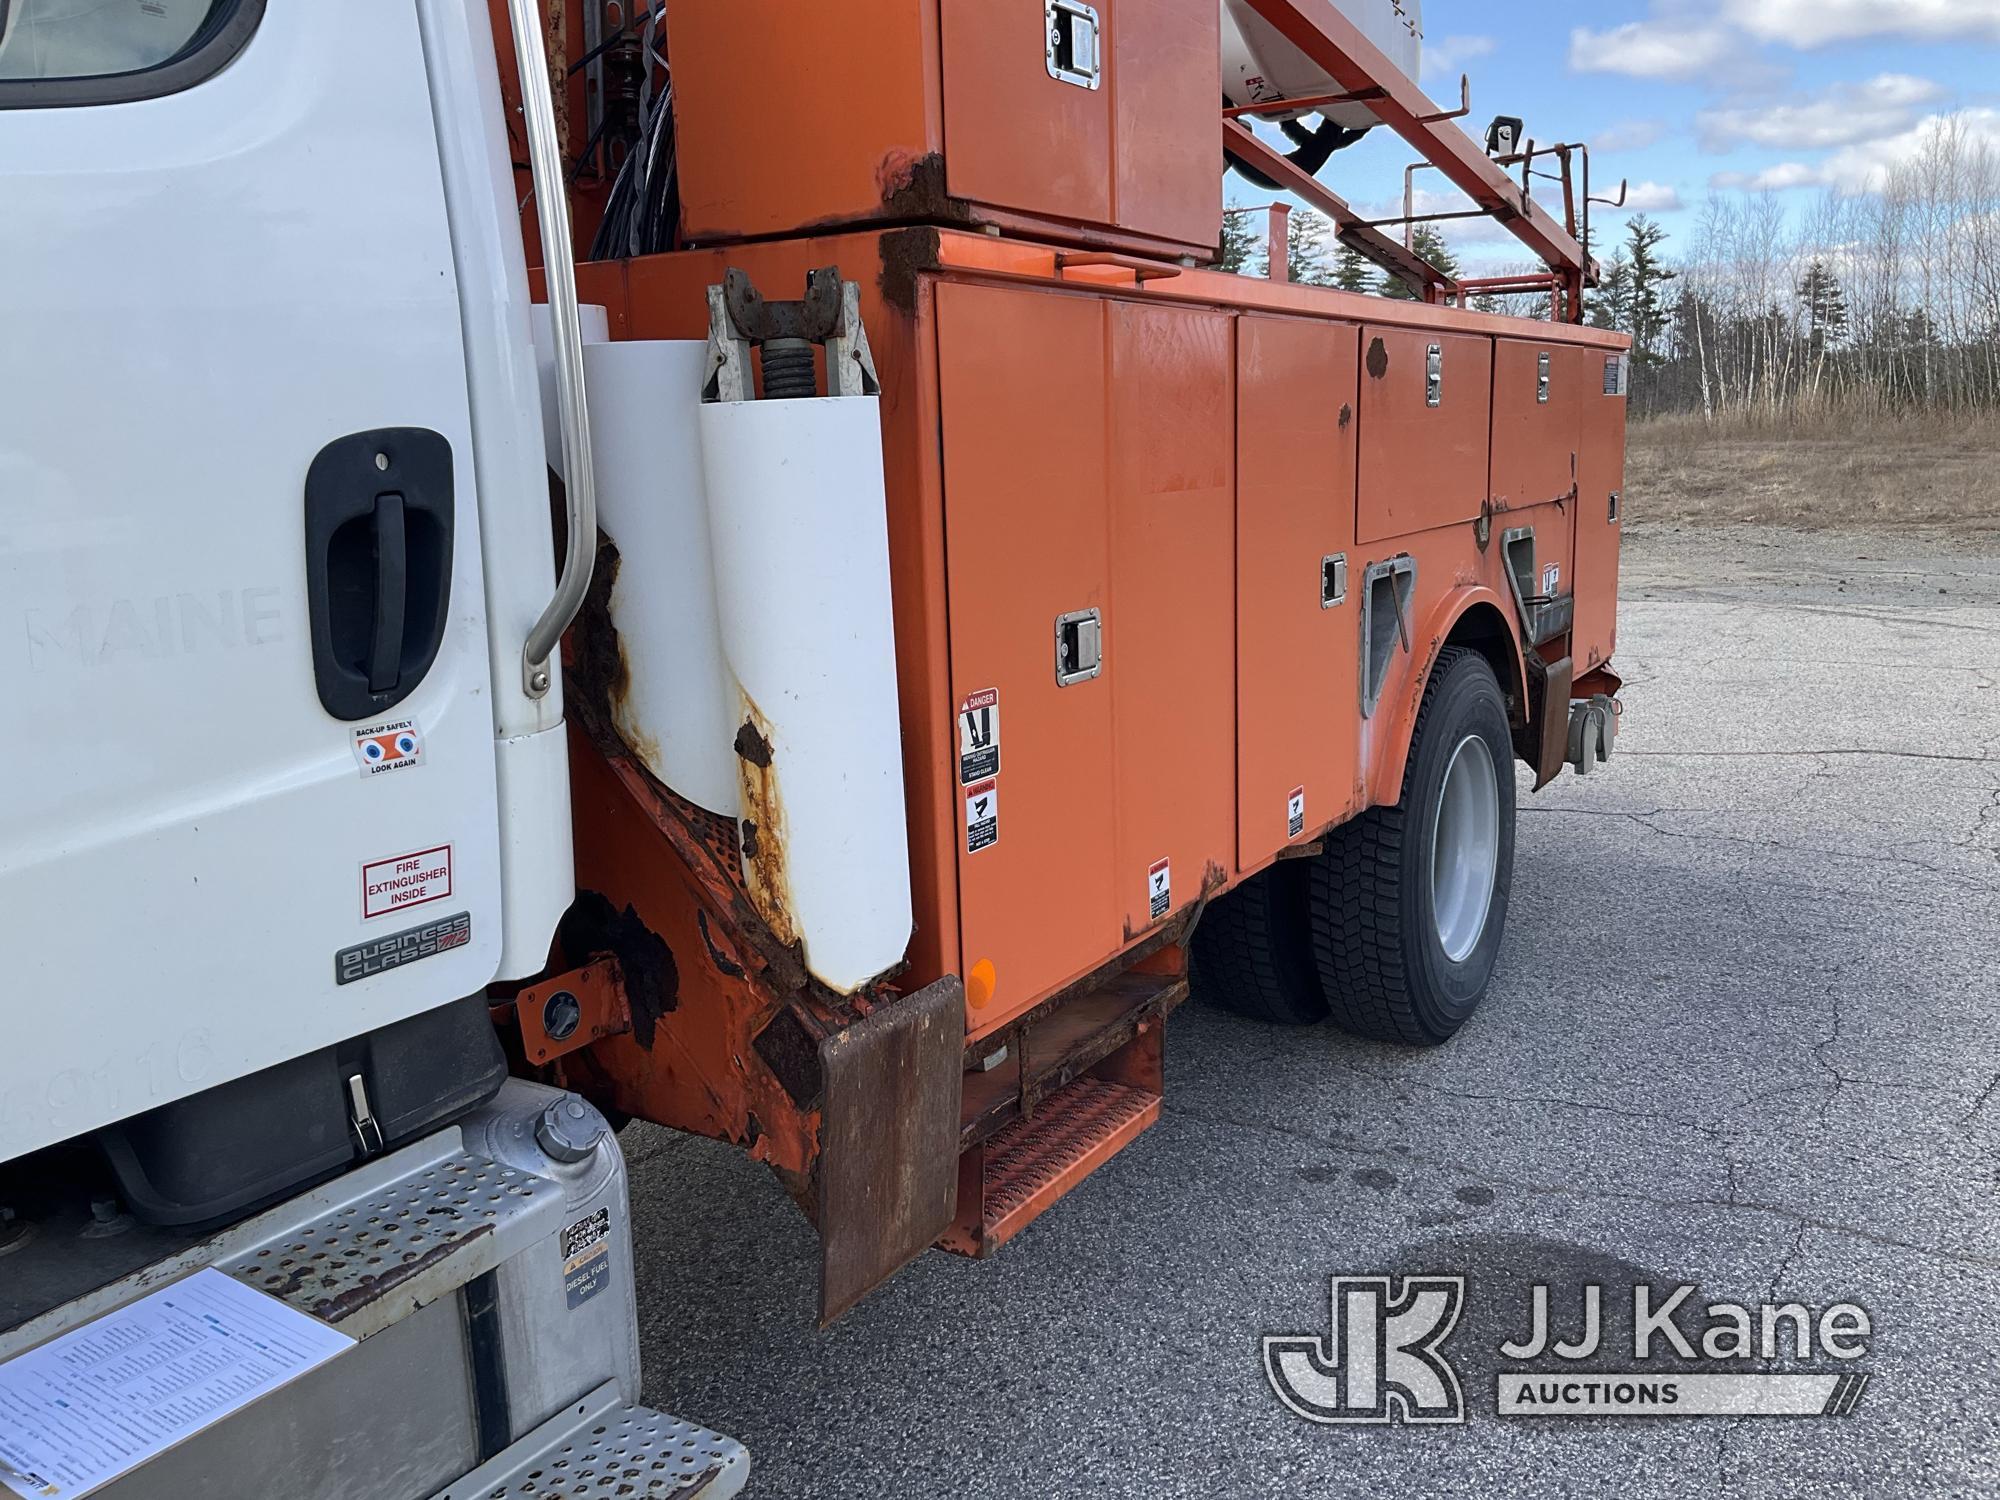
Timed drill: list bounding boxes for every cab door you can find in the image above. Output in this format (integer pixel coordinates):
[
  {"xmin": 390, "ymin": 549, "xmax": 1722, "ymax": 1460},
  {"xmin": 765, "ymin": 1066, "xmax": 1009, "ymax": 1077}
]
[{"xmin": 0, "ymin": 2, "xmax": 509, "ymax": 1160}]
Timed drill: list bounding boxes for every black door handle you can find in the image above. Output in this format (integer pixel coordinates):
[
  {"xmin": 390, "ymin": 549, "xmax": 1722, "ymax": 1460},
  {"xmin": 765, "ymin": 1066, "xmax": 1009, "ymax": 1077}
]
[
  {"xmin": 368, "ymin": 495, "xmax": 408, "ymax": 694},
  {"xmin": 304, "ymin": 429, "xmax": 454, "ymax": 722}
]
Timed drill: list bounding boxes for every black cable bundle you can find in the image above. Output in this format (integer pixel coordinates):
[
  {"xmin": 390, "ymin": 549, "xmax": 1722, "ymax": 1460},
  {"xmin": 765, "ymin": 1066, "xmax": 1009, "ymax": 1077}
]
[{"xmin": 588, "ymin": 76, "xmax": 678, "ymax": 262}]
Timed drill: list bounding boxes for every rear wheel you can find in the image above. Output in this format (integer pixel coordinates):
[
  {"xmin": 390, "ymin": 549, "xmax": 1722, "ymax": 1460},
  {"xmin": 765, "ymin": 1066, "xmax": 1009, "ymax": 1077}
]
[
  {"xmin": 1192, "ymin": 861, "xmax": 1328, "ymax": 1025},
  {"xmin": 1309, "ymin": 648, "xmax": 1515, "ymax": 1045}
]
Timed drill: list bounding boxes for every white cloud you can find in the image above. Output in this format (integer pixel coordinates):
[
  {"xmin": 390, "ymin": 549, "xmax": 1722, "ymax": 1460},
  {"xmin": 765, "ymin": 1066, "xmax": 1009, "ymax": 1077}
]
[
  {"xmin": 1594, "ymin": 119, "xmax": 1668, "ymax": 153},
  {"xmin": 1698, "ymin": 74, "xmax": 1949, "ymax": 152},
  {"xmin": 1623, "ymin": 180, "xmax": 1686, "ymax": 212},
  {"xmin": 1710, "ymin": 162, "xmax": 1826, "ymax": 191},
  {"xmin": 1701, "ymin": 109, "xmax": 2000, "ymax": 195},
  {"xmin": 1821, "ymin": 107, "xmax": 2000, "ymax": 191},
  {"xmin": 1722, "ymin": 0, "xmax": 2000, "ymax": 46},
  {"xmin": 1422, "ymin": 34, "xmax": 1496, "ymax": 82},
  {"xmin": 1568, "ymin": 20, "xmax": 1735, "ymax": 81}
]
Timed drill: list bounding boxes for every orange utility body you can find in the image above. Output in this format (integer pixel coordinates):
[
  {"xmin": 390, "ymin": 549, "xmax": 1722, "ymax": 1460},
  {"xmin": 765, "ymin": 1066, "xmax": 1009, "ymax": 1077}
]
[{"xmin": 494, "ymin": 0, "xmax": 1629, "ymax": 1318}]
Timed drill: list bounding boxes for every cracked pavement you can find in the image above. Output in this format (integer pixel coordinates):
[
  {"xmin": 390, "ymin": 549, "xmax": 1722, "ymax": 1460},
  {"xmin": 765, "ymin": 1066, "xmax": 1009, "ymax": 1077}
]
[{"xmin": 624, "ymin": 520, "xmax": 2000, "ymax": 1498}]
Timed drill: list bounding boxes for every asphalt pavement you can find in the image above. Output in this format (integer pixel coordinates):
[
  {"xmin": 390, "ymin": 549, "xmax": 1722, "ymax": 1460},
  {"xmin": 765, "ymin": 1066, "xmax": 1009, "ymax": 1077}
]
[{"xmin": 623, "ymin": 519, "xmax": 2000, "ymax": 1499}]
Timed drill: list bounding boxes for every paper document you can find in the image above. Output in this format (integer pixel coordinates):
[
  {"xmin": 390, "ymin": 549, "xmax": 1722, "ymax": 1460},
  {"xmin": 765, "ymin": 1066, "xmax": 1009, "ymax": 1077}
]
[{"xmin": 0, "ymin": 1267, "xmax": 354, "ymax": 1498}]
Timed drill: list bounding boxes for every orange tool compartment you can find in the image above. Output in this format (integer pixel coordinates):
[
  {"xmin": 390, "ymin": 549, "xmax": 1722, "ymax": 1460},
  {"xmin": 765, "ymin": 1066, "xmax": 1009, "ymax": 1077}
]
[
  {"xmin": 1490, "ymin": 337, "xmax": 1584, "ymax": 617},
  {"xmin": 1573, "ymin": 347, "xmax": 1629, "ymax": 674},
  {"xmin": 665, "ymin": 0, "xmax": 1220, "ymax": 257},
  {"xmin": 574, "ymin": 230, "xmax": 1630, "ymax": 1043},
  {"xmin": 1357, "ymin": 326, "xmax": 1493, "ymax": 544},
  {"xmin": 1235, "ymin": 314, "xmax": 1363, "ymax": 869}
]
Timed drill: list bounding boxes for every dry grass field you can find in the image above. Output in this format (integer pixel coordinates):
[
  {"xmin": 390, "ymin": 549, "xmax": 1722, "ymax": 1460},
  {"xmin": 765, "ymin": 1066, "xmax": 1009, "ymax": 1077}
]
[{"xmin": 1628, "ymin": 411, "xmax": 2000, "ymax": 530}]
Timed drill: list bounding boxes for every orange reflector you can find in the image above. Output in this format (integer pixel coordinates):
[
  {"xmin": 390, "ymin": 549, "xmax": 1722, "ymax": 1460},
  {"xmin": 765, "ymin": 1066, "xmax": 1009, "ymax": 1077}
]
[{"xmin": 966, "ymin": 958, "xmax": 998, "ymax": 1010}]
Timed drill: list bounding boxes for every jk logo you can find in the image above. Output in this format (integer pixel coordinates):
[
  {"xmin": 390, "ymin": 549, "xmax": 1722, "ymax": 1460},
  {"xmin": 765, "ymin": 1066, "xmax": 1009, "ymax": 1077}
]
[{"xmin": 1264, "ymin": 1276, "xmax": 1466, "ymax": 1425}]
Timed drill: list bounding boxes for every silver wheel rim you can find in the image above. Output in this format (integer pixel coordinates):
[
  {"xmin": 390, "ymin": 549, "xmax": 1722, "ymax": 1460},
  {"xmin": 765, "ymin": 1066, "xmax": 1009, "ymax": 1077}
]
[{"xmin": 1431, "ymin": 734, "xmax": 1500, "ymax": 964}]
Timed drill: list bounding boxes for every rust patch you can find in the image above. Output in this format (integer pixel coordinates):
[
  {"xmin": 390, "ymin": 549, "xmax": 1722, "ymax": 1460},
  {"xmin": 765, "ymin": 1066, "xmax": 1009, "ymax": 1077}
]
[
  {"xmin": 753, "ymin": 1005, "xmax": 825, "ymax": 1109},
  {"xmin": 877, "ymin": 151, "xmax": 973, "ymax": 226},
  {"xmin": 878, "ymin": 226, "xmax": 942, "ymax": 318},
  {"xmin": 280, "ymin": 1225, "xmax": 491, "ymax": 1326},
  {"xmin": 1366, "ymin": 337, "xmax": 1390, "ymax": 380},
  {"xmin": 697, "ymin": 908, "xmax": 747, "ymax": 979},
  {"xmin": 734, "ymin": 719, "xmax": 773, "ymax": 768},
  {"xmin": 735, "ymin": 695, "xmax": 799, "ymax": 949},
  {"xmin": 560, "ymin": 890, "xmax": 680, "ymax": 1048}
]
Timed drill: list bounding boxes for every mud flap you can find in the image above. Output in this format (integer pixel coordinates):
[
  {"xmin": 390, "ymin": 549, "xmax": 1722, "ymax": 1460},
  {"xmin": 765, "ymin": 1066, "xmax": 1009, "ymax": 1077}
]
[
  {"xmin": 816, "ymin": 975, "xmax": 965, "ymax": 1325},
  {"xmin": 1517, "ymin": 653, "xmax": 1575, "ymax": 790}
]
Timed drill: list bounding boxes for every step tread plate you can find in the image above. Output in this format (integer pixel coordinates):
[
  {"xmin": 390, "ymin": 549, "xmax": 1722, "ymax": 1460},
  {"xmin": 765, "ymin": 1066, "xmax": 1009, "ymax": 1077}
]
[
  {"xmin": 429, "ymin": 1382, "xmax": 749, "ymax": 1500},
  {"xmin": 221, "ymin": 1148, "xmax": 559, "ymax": 1340},
  {"xmin": 982, "ymin": 1077, "xmax": 1160, "ymax": 1251}
]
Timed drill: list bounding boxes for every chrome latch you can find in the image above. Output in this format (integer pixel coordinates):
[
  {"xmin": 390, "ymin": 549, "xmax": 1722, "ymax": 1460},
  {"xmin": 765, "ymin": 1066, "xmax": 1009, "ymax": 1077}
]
[
  {"xmin": 1537, "ymin": 351, "xmax": 1551, "ymax": 404},
  {"xmin": 347, "ymin": 1074, "xmax": 385, "ymax": 1156},
  {"xmin": 1321, "ymin": 553, "xmax": 1349, "ymax": 609},
  {"xmin": 1056, "ymin": 608, "xmax": 1103, "ymax": 685},
  {"xmin": 1426, "ymin": 344, "xmax": 1443, "ymax": 407},
  {"xmin": 1046, "ymin": 0, "xmax": 1102, "ymax": 89}
]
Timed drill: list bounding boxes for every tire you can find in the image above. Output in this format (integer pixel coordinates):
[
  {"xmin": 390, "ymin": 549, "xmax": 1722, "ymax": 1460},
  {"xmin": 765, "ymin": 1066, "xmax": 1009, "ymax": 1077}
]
[
  {"xmin": 1309, "ymin": 647, "xmax": 1515, "ymax": 1046},
  {"xmin": 1192, "ymin": 861, "xmax": 1328, "ymax": 1025}
]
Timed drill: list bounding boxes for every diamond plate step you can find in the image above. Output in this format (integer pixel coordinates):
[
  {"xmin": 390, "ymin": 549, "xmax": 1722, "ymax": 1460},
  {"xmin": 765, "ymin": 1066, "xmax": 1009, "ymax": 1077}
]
[
  {"xmin": 973, "ymin": 1077, "xmax": 1159, "ymax": 1254},
  {"xmin": 221, "ymin": 1144, "xmax": 560, "ymax": 1340},
  {"xmin": 427, "ymin": 1380, "xmax": 749, "ymax": 1500}
]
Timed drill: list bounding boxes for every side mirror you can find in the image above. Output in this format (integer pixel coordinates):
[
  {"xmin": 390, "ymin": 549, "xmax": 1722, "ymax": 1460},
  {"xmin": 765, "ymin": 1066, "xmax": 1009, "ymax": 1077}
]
[{"xmin": 1486, "ymin": 115, "xmax": 1525, "ymax": 158}]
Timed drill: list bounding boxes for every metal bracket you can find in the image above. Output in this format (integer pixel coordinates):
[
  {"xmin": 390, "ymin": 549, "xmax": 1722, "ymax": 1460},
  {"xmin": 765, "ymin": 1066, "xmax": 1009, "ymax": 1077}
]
[
  {"xmin": 1426, "ymin": 343, "xmax": 1443, "ymax": 407},
  {"xmin": 1537, "ymin": 350, "xmax": 1551, "ymax": 404},
  {"xmin": 703, "ymin": 267, "xmax": 880, "ymax": 404}
]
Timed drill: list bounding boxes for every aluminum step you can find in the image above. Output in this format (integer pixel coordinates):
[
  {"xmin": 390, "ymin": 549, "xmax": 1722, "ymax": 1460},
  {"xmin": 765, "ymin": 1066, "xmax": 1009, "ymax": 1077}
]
[
  {"xmin": 427, "ymin": 1380, "xmax": 749, "ymax": 1500},
  {"xmin": 952, "ymin": 1076, "xmax": 1160, "ymax": 1256}
]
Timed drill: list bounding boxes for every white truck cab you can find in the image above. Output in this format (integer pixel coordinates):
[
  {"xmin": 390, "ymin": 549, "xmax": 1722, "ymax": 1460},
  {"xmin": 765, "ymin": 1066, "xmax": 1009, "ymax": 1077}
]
[{"xmin": 0, "ymin": 4, "xmax": 743, "ymax": 1494}]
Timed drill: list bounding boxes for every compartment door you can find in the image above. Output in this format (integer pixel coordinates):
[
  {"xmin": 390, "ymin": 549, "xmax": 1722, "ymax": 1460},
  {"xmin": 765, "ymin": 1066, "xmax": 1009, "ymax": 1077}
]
[
  {"xmin": 937, "ymin": 282, "xmax": 1117, "ymax": 1030},
  {"xmin": 1236, "ymin": 316, "xmax": 1362, "ymax": 868},
  {"xmin": 1106, "ymin": 302, "xmax": 1236, "ymax": 933},
  {"xmin": 943, "ymin": 0, "xmax": 1112, "ymax": 227},
  {"xmin": 1357, "ymin": 327, "xmax": 1493, "ymax": 544},
  {"xmin": 1573, "ymin": 347, "xmax": 1629, "ymax": 672},
  {"xmin": 1491, "ymin": 338, "xmax": 1583, "ymax": 616}
]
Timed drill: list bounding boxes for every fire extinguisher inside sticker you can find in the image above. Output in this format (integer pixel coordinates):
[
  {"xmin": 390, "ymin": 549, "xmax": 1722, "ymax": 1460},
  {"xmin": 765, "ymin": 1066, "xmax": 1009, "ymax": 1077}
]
[
  {"xmin": 1148, "ymin": 859, "xmax": 1171, "ymax": 920},
  {"xmin": 958, "ymin": 689, "xmax": 1000, "ymax": 783},
  {"xmin": 966, "ymin": 779, "xmax": 999, "ymax": 853},
  {"xmin": 1288, "ymin": 787, "xmax": 1306, "ymax": 839}
]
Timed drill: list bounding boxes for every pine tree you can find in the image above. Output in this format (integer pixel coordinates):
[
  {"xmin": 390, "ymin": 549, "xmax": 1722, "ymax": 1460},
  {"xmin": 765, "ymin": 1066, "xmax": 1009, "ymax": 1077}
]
[
  {"xmin": 1282, "ymin": 207, "xmax": 1334, "ymax": 285},
  {"xmin": 1218, "ymin": 208, "xmax": 1256, "ymax": 275},
  {"xmin": 1795, "ymin": 258, "xmax": 1850, "ymax": 351},
  {"xmin": 1590, "ymin": 250, "xmax": 1633, "ymax": 332},
  {"xmin": 1379, "ymin": 224, "xmax": 1458, "ymax": 299},
  {"xmin": 1624, "ymin": 215, "xmax": 1677, "ymax": 364},
  {"xmin": 1331, "ymin": 240, "xmax": 1374, "ymax": 294}
]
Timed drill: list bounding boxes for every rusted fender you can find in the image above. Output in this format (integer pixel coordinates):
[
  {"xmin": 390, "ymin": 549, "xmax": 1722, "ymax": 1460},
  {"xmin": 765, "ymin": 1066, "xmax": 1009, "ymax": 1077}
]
[{"xmin": 1365, "ymin": 583, "xmax": 1526, "ymax": 808}]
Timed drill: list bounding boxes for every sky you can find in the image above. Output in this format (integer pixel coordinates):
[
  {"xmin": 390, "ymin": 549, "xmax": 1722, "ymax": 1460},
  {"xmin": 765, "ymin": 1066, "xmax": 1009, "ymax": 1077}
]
[{"xmin": 1226, "ymin": 0, "xmax": 2000, "ymax": 272}]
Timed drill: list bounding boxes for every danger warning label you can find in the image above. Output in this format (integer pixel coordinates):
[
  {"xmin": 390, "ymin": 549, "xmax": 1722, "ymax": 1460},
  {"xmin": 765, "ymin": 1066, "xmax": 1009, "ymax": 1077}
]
[
  {"xmin": 1288, "ymin": 787, "xmax": 1306, "ymax": 840},
  {"xmin": 362, "ymin": 845, "xmax": 453, "ymax": 920},
  {"xmin": 352, "ymin": 719, "xmax": 424, "ymax": 778},
  {"xmin": 1147, "ymin": 858, "xmax": 1172, "ymax": 921},
  {"xmin": 958, "ymin": 689, "xmax": 1000, "ymax": 783},
  {"xmin": 965, "ymin": 779, "xmax": 999, "ymax": 854}
]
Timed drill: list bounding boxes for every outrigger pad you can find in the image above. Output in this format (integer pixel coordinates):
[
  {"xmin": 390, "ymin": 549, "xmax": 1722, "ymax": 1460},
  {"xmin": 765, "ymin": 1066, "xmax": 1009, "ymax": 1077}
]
[{"xmin": 816, "ymin": 975, "xmax": 965, "ymax": 1325}]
